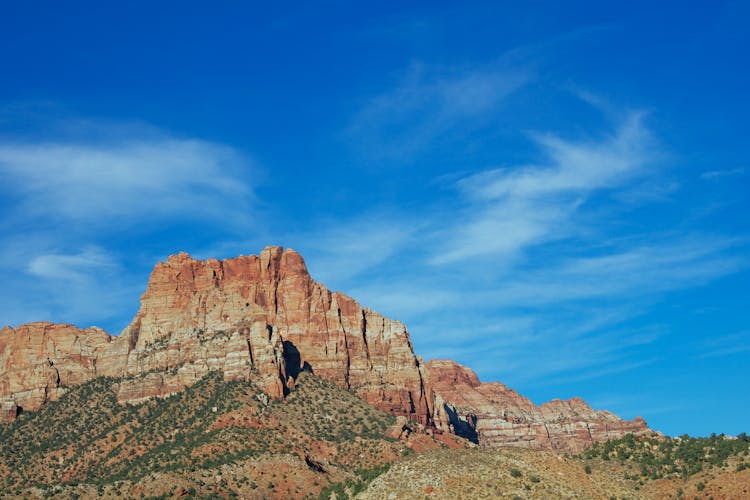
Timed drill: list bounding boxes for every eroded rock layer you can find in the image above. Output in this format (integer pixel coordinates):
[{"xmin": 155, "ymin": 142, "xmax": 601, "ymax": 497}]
[
  {"xmin": 0, "ymin": 322, "xmax": 128, "ymax": 417},
  {"xmin": 427, "ymin": 359, "xmax": 649, "ymax": 454}
]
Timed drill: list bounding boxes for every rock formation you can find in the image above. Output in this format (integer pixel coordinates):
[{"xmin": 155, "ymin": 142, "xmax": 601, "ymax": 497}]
[
  {"xmin": 0, "ymin": 246, "xmax": 648, "ymax": 453},
  {"xmin": 428, "ymin": 359, "xmax": 649, "ymax": 454},
  {"xmin": 0, "ymin": 247, "xmax": 433, "ymax": 426},
  {"xmin": 0, "ymin": 322, "xmax": 127, "ymax": 417}
]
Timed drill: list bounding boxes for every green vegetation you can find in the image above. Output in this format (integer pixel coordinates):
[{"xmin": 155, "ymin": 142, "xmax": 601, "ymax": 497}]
[
  {"xmin": 0, "ymin": 370, "xmax": 405, "ymax": 497},
  {"xmin": 583, "ymin": 432, "xmax": 750, "ymax": 481}
]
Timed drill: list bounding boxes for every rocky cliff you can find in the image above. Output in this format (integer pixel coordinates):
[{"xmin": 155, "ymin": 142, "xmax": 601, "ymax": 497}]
[
  {"xmin": 0, "ymin": 322, "xmax": 127, "ymax": 421},
  {"xmin": 428, "ymin": 359, "xmax": 649, "ymax": 453},
  {"xmin": 0, "ymin": 246, "xmax": 647, "ymax": 453},
  {"xmin": 1, "ymin": 247, "xmax": 432, "ymax": 426}
]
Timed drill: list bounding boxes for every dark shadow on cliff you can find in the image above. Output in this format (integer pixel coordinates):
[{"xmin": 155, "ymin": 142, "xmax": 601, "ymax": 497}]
[
  {"xmin": 444, "ymin": 405, "xmax": 479, "ymax": 444},
  {"xmin": 282, "ymin": 340, "xmax": 313, "ymax": 381}
]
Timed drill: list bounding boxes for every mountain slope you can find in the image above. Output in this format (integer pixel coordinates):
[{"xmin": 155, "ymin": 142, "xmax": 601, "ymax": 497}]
[
  {"xmin": 0, "ymin": 369, "xmax": 460, "ymax": 498},
  {"xmin": 359, "ymin": 436, "xmax": 750, "ymax": 500}
]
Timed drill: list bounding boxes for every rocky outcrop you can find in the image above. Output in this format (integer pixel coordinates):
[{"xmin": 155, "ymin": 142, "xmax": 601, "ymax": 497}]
[
  {"xmin": 427, "ymin": 359, "xmax": 649, "ymax": 454},
  {"xmin": 0, "ymin": 247, "xmax": 433, "ymax": 426},
  {"xmin": 0, "ymin": 322, "xmax": 127, "ymax": 415},
  {"xmin": 112, "ymin": 247, "xmax": 433, "ymax": 422},
  {"xmin": 0, "ymin": 246, "xmax": 649, "ymax": 454}
]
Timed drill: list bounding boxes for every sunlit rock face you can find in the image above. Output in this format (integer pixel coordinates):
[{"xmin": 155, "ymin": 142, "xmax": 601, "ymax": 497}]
[
  {"xmin": 0, "ymin": 322, "xmax": 126, "ymax": 414},
  {"xmin": 0, "ymin": 247, "xmax": 433, "ymax": 426},
  {"xmin": 427, "ymin": 359, "xmax": 649, "ymax": 454}
]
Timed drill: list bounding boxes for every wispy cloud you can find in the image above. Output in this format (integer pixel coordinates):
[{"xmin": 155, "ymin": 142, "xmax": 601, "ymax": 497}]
[
  {"xmin": 700, "ymin": 167, "xmax": 746, "ymax": 181},
  {"xmin": 0, "ymin": 245, "xmax": 140, "ymax": 330},
  {"xmin": 0, "ymin": 134, "xmax": 254, "ymax": 228},
  {"xmin": 322, "ymin": 98, "xmax": 747, "ymax": 392},
  {"xmin": 696, "ymin": 331, "xmax": 750, "ymax": 358},
  {"xmin": 296, "ymin": 212, "xmax": 417, "ymax": 288},
  {"xmin": 27, "ymin": 247, "xmax": 117, "ymax": 282},
  {"xmin": 431, "ymin": 112, "xmax": 654, "ymax": 264},
  {"xmin": 485, "ymin": 238, "xmax": 745, "ymax": 307},
  {"xmin": 347, "ymin": 62, "xmax": 531, "ymax": 159}
]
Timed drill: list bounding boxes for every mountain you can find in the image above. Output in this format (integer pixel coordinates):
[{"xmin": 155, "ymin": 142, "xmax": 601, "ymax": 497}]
[{"xmin": 1, "ymin": 246, "xmax": 648, "ymax": 452}]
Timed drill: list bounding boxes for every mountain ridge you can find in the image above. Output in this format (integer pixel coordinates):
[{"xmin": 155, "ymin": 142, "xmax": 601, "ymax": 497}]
[{"xmin": 0, "ymin": 245, "xmax": 649, "ymax": 452}]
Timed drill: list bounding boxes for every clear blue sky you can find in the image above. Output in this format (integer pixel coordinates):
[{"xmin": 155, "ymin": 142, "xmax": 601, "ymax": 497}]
[{"xmin": 0, "ymin": 1, "xmax": 748, "ymax": 437}]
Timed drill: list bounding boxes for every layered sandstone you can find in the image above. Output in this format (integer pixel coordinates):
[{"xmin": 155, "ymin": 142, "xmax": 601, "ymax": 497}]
[
  {"xmin": 113, "ymin": 247, "xmax": 433, "ymax": 422},
  {"xmin": 428, "ymin": 359, "xmax": 649, "ymax": 454},
  {"xmin": 0, "ymin": 247, "xmax": 433, "ymax": 426},
  {"xmin": 0, "ymin": 322, "xmax": 127, "ymax": 415}
]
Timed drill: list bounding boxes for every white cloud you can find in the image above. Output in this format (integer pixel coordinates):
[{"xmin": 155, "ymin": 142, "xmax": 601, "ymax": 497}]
[
  {"xmin": 28, "ymin": 247, "xmax": 117, "ymax": 282},
  {"xmin": 0, "ymin": 136, "xmax": 254, "ymax": 226},
  {"xmin": 463, "ymin": 113, "xmax": 651, "ymax": 199},
  {"xmin": 0, "ymin": 245, "xmax": 141, "ymax": 331},
  {"xmin": 697, "ymin": 331, "xmax": 750, "ymax": 358},
  {"xmin": 329, "ymin": 103, "xmax": 747, "ymax": 390},
  {"xmin": 484, "ymin": 238, "xmax": 745, "ymax": 307},
  {"xmin": 432, "ymin": 113, "xmax": 654, "ymax": 264}
]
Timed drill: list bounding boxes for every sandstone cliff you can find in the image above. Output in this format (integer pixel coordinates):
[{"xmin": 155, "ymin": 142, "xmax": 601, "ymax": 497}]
[
  {"xmin": 428, "ymin": 359, "xmax": 649, "ymax": 454},
  {"xmin": 0, "ymin": 322, "xmax": 127, "ymax": 420},
  {"xmin": 0, "ymin": 247, "xmax": 433, "ymax": 426},
  {"xmin": 113, "ymin": 246, "xmax": 433, "ymax": 423},
  {"xmin": 0, "ymin": 246, "xmax": 648, "ymax": 453}
]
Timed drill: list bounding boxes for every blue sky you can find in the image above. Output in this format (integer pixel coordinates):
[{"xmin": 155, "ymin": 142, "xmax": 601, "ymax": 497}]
[{"xmin": 0, "ymin": 1, "xmax": 748, "ymax": 437}]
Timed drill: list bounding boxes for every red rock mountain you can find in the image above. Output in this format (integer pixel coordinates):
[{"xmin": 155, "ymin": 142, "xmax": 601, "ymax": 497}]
[{"xmin": 0, "ymin": 246, "xmax": 648, "ymax": 451}]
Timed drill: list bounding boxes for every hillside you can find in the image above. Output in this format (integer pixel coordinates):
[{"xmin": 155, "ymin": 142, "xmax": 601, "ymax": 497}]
[
  {"xmin": 0, "ymin": 370, "xmax": 463, "ymax": 499},
  {"xmin": 357, "ymin": 434, "xmax": 750, "ymax": 499},
  {"xmin": 580, "ymin": 432, "xmax": 750, "ymax": 499},
  {"xmin": 3, "ymin": 370, "xmax": 747, "ymax": 500}
]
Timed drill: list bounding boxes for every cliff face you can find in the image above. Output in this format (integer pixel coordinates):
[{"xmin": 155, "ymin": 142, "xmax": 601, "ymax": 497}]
[
  {"xmin": 0, "ymin": 322, "xmax": 128, "ymax": 420},
  {"xmin": 116, "ymin": 247, "xmax": 432, "ymax": 422},
  {"xmin": 427, "ymin": 359, "xmax": 649, "ymax": 454},
  {"xmin": 0, "ymin": 247, "xmax": 433, "ymax": 425},
  {"xmin": 0, "ymin": 246, "xmax": 648, "ymax": 453}
]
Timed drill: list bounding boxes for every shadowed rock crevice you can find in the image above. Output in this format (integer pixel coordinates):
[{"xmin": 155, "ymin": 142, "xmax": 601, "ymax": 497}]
[
  {"xmin": 443, "ymin": 404, "xmax": 479, "ymax": 444},
  {"xmin": 282, "ymin": 340, "xmax": 312, "ymax": 380}
]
